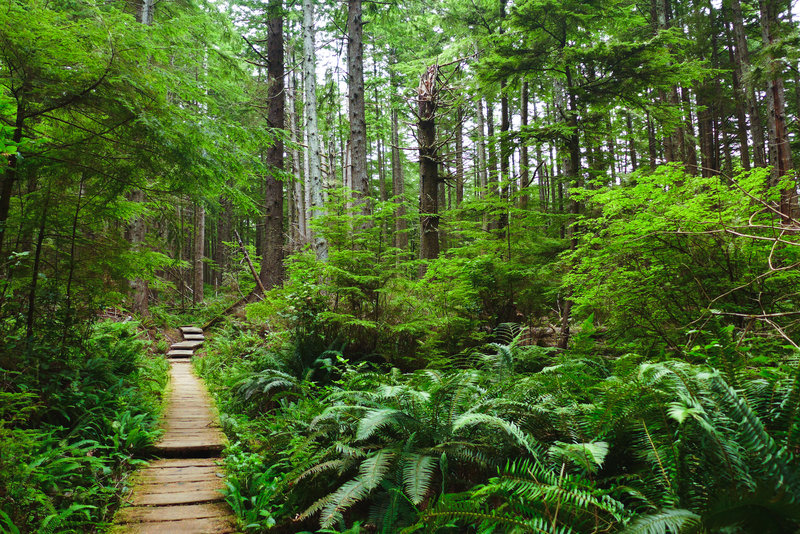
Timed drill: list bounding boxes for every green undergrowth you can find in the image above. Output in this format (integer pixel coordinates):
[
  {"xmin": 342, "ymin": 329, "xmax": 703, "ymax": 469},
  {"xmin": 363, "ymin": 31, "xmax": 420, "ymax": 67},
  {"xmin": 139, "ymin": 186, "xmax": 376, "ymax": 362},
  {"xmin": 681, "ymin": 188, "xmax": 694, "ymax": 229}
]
[
  {"xmin": 197, "ymin": 315, "xmax": 800, "ymax": 533},
  {"xmin": 0, "ymin": 320, "xmax": 169, "ymax": 533}
]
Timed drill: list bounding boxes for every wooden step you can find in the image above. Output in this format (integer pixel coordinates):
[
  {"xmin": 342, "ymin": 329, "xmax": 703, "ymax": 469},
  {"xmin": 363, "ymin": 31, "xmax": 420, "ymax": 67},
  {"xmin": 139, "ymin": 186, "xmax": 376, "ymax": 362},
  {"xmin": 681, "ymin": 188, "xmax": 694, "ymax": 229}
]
[
  {"xmin": 170, "ymin": 340, "xmax": 203, "ymax": 350},
  {"xmin": 166, "ymin": 349, "xmax": 194, "ymax": 358},
  {"xmin": 182, "ymin": 333, "xmax": 205, "ymax": 341},
  {"xmin": 179, "ymin": 326, "xmax": 204, "ymax": 335}
]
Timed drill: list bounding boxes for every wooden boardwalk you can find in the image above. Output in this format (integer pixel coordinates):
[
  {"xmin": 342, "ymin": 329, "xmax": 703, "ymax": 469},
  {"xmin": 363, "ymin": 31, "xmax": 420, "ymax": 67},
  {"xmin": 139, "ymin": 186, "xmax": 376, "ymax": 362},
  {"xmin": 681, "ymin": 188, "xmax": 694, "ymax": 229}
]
[{"xmin": 113, "ymin": 327, "xmax": 237, "ymax": 534}]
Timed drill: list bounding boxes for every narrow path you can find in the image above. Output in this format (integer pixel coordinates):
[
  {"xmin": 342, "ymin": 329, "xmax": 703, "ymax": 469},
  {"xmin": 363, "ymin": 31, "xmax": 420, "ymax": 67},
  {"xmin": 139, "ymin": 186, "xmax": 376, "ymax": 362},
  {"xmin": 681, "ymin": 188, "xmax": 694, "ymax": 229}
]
[{"xmin": 113, "ymin": 327, "xmax": 237, "ymax": 534}]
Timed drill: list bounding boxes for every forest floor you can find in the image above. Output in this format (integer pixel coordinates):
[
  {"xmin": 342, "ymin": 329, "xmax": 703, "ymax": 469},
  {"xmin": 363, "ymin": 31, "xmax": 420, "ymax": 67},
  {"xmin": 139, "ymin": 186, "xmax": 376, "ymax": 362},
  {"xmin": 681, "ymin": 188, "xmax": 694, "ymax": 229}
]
[{"xmin": 111, "ymin": 327, "xmax": 237, "ymax": 534}]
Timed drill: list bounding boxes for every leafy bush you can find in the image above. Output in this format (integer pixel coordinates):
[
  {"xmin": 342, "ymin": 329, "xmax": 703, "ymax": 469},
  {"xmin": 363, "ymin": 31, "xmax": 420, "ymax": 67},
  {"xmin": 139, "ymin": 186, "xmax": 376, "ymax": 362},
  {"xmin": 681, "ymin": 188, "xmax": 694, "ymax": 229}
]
[{"xmin": 0, "ymin": 319, "xmax": 167, "ymax": 532}]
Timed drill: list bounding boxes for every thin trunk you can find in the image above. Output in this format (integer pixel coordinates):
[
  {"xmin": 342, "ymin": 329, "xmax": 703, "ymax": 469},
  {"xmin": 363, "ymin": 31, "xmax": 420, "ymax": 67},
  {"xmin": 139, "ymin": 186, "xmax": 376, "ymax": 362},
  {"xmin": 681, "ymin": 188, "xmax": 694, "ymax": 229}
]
[
  {"xmin": 681, "ymin": 87, "xmax": 699, "ymax": 175},
  {"xmin": 304, "ymin": 0, "xmax": 327, "ymax": 260},
  {"xmin": 723, "ymin": 10, "xmax": 751, "ymax": 170},
  {"xmin": 520, "ymin": 82, "xmax": 530, "ymax": 209},
  {"xmin": 499, "ymin": 81, "xmax": 510, "ymax": 231},
  {"xmin": 26, "ymin": 193, "xmax": 49, "ymax": 341},
  {"xmin": 193, "ymin": 203, "xmax": 205, "ymax": 304},
  {"xmin": 391, "ymin": 105, "xmax": 407, "ymax": 250},
  {"xmin": 455, "ymin": 106, "xmax": 464, "ymax": 206},
  {"xmin": 287, "ymin": 60, "xmax": 305, "ymax": 247},
  {"xmin": 759, "ymin": 0, "xmax": 795, "ymax": 220},
  {"xmin": 731, "ymin": 0, "xmax": 767, "ymax": 167}
]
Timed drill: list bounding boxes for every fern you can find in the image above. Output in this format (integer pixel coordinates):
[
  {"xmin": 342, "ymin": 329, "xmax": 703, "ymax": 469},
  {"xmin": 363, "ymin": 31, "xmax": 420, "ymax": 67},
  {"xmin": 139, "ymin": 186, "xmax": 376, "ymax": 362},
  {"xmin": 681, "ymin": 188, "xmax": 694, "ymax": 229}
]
[
  {"xmin": 403, "ymin": 453, "xmax": 437, "ymax": 505},
  {"xmin": 621, "ymin": 509, "xmax": 702, "ymax": 534},
  {"xmin": 357, "ymin": 408, "xmax": 417, "ymax": 441},
  {"xmin": 452, "ymin": 412, "xmax": 538, "ymax": 455}
]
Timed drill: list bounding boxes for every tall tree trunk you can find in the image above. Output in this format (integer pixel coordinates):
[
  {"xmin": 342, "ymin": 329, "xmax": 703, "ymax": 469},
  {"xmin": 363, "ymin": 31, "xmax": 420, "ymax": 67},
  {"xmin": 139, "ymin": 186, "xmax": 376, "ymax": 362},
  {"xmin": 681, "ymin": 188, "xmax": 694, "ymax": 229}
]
[
  {"xmin": 193, "ymin": 203, "xmax": 205, "ymax": 304},
  {"xmin": 680, "ymin": 87, "xmax": 699, "ymax": 175},
  {"xmin": 391, "ymin": 105, "xmax": 407, "ymax": 250},
  {"xmin": 287, "ymin": 60, "xmax": 305, "ymax": 248},
  {"xmin": 215, "ymin": 192, "xmax": 231, "ymax": 288},
  {"xmin": 260, "ymin": 0, "xmax": 286, "ymax": 288},
  {"xmin": 731, "ymin": 0, "xmax": 767, "ymax": 167},
  {"xmin": 304, "ymin": 0, "xmax": 327, "ymax": 260},
  {"xmin": 348, "ymin": 0, "xmax": 369, "ymax": 211},
  {"xmin": 455, "ymin": 106, "xmax": 464, "ymax": 206},
  {"xmin": 26, "ymin": 193, "xmax": 49, "ymax": 341},
  {"xmin": 0, "ymin": 106, "xmax": 24, "ymax": 261},
  {"xmin": 520, "ymin": 81, "xmax": 530, "ymax": 209},
  {"xmin": 476, "ymin": 96, "xmax": 488, "ymax": 196},
  {"xmin": 759, "ymin": 0, "xmax": 795, "ymax": 220},
  {"xmin": 626, "ymin": 112, "xmax": 638, "ymax": 172},
  {"xmin": 723, "ymin": 10, "xmax": 751, "ymax": 171},
  {"xmin": 418, "ymin": 65, "xmax": 439, "ymax": 271},
  {"xmin": 499, "ymin": 81, "xmax": 510, "ymax": 231}
]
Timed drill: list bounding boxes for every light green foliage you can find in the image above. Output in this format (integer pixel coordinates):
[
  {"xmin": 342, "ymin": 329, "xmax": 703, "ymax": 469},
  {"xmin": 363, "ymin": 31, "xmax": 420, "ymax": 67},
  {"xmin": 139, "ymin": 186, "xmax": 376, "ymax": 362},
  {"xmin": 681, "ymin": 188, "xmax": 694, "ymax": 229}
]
[{"xmin": 566, "ymin": 165, "xmax": 800, "ymax": 352}]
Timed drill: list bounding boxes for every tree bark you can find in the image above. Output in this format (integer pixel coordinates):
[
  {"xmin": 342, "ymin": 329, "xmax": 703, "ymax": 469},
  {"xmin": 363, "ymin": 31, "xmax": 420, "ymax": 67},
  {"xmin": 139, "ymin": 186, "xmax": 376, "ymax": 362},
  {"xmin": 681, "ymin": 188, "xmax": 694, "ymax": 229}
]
[
  {"xmin": 455, "ymin": 106, "xmax": 464, "ymax": 206},
  {"xmin": 418, "ymin": 65, "xmax": 439, "ymax": 271},
  {"xmin": 731, "ymin": 0, "xmax": 767, "ymax": 168},
  {"xmin": 759, "ymin": 0, "xmax": 795, "ymax": 221},
  {"xmin": 348, "ymin": 0, "xmax": 369, "ymax": 212},
  {"xmin": 192, "ymin": 203, "xmax": 205, "ymax": 304},
  {"xmin": 520, "ymin": 81, "xmax": 530, "ymax": 209},
  {"xmin": 304, "ymin": 0, "xmax": 327, "ymax": 260},
  {"xmin": 259, "ymin": 0, "xmax": 286, "ymax": 289}
]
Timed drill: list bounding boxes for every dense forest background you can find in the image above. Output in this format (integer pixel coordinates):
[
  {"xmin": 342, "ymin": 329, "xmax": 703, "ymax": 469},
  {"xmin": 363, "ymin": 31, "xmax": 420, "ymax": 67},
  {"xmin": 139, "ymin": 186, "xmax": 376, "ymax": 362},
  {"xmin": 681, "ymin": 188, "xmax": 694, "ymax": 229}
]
[{"xmin": 4, "ymin": 0, "xmax": 800, "ymax": 531}]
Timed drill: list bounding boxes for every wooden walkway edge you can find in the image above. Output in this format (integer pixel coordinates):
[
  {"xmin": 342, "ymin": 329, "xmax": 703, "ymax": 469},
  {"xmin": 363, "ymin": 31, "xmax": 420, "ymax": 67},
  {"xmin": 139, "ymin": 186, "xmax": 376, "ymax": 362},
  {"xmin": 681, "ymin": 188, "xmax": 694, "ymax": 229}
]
[{"xmin": 112, "ymin": 327, "xmax": 237, "ymax": 534}]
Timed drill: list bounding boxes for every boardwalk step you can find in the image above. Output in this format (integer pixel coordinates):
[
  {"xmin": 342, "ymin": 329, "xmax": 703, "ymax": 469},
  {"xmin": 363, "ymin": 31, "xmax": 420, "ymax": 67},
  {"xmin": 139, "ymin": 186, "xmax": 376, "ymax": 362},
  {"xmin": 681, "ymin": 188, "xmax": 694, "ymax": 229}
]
[
  {"xmin": 183, "ymin": 333, "xmax": 205, "ymax": 341},
  {"xmin": 166, "ymin": 349, "xmax": 194, "ymax": 358},
  {"xmin": 170, "ymin": 340, "xmax": 203, "ymax": 350},
  {"xmin": 179, "ymin": 326, "xmax": 204, "ymax": 335}
]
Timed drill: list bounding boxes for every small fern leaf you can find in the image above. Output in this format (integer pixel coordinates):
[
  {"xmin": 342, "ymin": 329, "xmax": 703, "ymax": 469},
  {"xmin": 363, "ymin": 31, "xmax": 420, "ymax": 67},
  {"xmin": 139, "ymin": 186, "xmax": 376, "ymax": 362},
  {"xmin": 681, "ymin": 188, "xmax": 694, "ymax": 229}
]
[
  {"xmin": 403, "ymin": 453, "xmax": 438, "ymax": 505},
  {"xmin": 359, "ymin": 449, "xmax": 395, "ymax": 490},
  {"xmin": 452, "ymin": 412, "xmax": 537, "ymax": 455},
  {"xmin": 621, "ymin": 509, "xmax": 702, "ymax": 534},
  {"xmin": 319, "ymin": 479, "xmax": 373, "ymax": 528},
  {"xmin": 357, "ymin": 408, "xmax": 412, "ymax": 441}
]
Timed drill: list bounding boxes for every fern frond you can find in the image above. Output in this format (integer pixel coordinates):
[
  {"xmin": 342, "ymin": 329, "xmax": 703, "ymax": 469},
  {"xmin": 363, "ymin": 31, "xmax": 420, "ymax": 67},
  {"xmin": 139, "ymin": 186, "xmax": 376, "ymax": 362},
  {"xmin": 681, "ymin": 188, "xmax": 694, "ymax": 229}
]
[
  {"xmin": 294, "ymin": 458, "xmax": 346, "ymax": 483},
  {"xmin": 357, "ymin": 408, "xmax": 417, "ymax": 441},
  {"xmin": 452, "ymin": 412, "xmax": 537, "ymax": 455},
  {"xmin": 621, "ymin": 509, "xmax": 702, "ymax": 534},
  {"xmin": 359, "ymin": 450, "xmax": 396, "ymax": 489},
  {"xmin": 403, "ymin": 453, "xmax": 437, "ymax": 505},
  {"xmin": 319, "ymin": 479, "xmax": 375, "ymax": 528}
]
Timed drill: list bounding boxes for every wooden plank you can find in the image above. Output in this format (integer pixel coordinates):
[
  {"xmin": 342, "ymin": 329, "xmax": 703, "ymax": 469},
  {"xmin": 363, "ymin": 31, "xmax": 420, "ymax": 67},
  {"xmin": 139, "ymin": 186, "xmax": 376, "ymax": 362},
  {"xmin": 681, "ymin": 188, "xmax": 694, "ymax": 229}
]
[
  {"xmin": 183, "ymin": 334, "xmax": 205, "ymax": 341},
  {"xmin": 179, "ymin": 326, "xmax": 204, "ymax": 334},
  {"xmin": 146, "ymin": 458, "xmax": 220, "ymax": 468},
  {"xmin": 116, "ymin": 502, "xmax": 230, "ymax": 524},
  {"xmin": 169, "ymin": 341, "xmax": 203, "ymax": 350},
  {"xmin": 111, "ymin": 517, "xmax": 236, "ymax": 533},
  {"xmin": 166, "ymin": 349, "xmax": 194, "ymax": 357}
]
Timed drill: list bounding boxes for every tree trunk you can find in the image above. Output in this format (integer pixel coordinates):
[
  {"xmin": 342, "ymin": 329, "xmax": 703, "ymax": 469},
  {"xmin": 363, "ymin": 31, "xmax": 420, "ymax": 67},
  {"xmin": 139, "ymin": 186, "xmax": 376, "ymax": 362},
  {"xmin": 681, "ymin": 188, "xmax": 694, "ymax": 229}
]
[
  {"xmin": 759, "ymin": 0, "xmax": 795, "ymax": 220},
  {"xmin": 391, "ymin": 105, "xmax": 407, "ymax": 251},
  {"xmin": 193, "ymin": 203, "xmax": 205, "ymax": 304},
  {"xmin": 304, "ymin": 0, "xmax": 327, "ymax": 260},
  {"xmin": 520, "ymin": 81, "xmax": 530, "ymax": 209},
  {"xmin": 260, "ymin": 0, "xmax": 286, "ymax": 289},
  {"xmin": 348, "ymin": 0, "xmax": 369, "ymax": 212},
  {"xmin": 418, "ymin": 65, "xmax": 439, "ymax": 271},
  {"xmin": 731, "ymin": 0, "xmax": 767, "ymax": 167},
  {"xmin": 455, "ymin": 106, "xmax": 464, "ymax": 206},
  {"xmin": 287, "ymin": 60, "xmax": 305, "ymax": 248}
]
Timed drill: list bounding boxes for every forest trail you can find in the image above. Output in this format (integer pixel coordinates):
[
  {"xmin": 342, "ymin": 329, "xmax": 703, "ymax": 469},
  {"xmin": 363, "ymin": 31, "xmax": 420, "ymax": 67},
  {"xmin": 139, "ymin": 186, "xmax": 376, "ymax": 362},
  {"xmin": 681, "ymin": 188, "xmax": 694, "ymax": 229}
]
[{"xmin": 112, "ymin": 327, "xmax": 237, "ymax": 534}]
